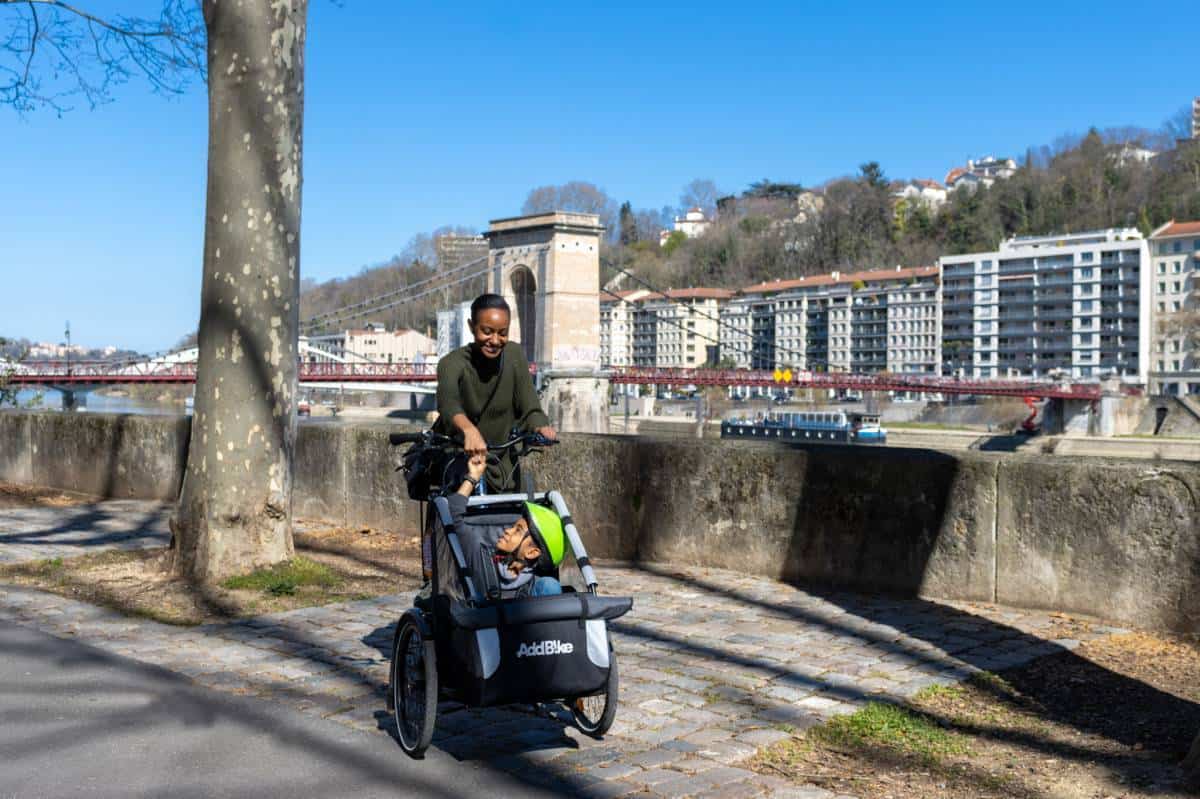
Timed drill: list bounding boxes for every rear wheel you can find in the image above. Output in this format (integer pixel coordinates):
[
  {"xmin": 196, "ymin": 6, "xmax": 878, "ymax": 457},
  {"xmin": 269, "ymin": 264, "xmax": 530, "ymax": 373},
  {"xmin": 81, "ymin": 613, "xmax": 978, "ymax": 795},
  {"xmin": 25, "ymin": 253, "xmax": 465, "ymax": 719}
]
[
  {"xmin": 390, "ymin": 613, "xmax": 437, "ymax": 758},
  {"xmin": 571, "ymin": 650, "xmax": 618, "ymax": 738}
]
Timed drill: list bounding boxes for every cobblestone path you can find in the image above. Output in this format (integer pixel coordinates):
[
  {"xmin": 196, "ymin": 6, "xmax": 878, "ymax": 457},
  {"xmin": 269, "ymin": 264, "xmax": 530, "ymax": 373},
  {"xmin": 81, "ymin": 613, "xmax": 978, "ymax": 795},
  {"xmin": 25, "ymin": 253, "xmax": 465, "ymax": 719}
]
[
  {"xmin": 0, "ymin": 500, "xmax": 171, "ymax": 563},
  {"xmin": 0, "ymin": 502, "xmax": 1121, "ymax": 799}
]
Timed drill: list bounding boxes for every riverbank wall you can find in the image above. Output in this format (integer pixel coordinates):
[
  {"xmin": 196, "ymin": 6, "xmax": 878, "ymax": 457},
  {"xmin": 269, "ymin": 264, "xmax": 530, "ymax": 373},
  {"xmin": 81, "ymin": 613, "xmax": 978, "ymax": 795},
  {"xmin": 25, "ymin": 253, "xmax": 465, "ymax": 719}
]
[{"xmin": 2, "ymin": 411, "xmax": 1197, "ymax": 633}]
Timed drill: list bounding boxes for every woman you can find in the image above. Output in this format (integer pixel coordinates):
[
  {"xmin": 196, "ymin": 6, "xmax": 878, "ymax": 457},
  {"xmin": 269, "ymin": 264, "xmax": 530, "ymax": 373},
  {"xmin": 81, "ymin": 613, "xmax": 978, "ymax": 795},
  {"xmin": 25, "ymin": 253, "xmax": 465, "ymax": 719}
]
[{"xmin": 433, "ymin": 293, "xmax": 556, "ymax": 491}]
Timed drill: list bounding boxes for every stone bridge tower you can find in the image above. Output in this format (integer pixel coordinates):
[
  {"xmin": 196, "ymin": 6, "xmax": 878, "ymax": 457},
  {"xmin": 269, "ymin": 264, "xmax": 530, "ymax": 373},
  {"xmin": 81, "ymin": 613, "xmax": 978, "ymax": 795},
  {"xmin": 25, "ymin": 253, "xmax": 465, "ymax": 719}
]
[{"xmin": 485, "ymin": 212, "xmax": 609, "ymax": 433}]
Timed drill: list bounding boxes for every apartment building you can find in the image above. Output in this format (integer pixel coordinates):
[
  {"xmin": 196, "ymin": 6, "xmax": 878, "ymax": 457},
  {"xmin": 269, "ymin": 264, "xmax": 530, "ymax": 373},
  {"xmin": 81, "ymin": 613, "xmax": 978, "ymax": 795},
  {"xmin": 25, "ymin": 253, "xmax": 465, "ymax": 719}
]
[
  {"xmin": 732, "ymin": 266, "xmax": 941, "ymax": 375},
  {"xmin": 940, "ymin": 229, "xmax": 1149, "ymax": 382},
  {"xmin": 638, "ymin": 289, "xmax": 730, "ymax": 367},
  {"xmin": 1148, "ymin": 221, "xmax": 1200, "ymax": 395},
  {"xmin": 600, "ymin": 288, "xmax": 731, "ymax": 368},
  {"xmin": 599, "ymin": 289, "xmax": 650, "ymax": 367}
]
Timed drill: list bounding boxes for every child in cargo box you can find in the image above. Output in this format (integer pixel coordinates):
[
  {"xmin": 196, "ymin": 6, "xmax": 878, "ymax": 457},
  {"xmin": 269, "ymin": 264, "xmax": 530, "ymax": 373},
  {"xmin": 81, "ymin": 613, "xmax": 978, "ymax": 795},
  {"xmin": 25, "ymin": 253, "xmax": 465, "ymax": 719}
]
[{"xmin": 445, "ymin": 454, "xmax": 563, "ymax": 598}]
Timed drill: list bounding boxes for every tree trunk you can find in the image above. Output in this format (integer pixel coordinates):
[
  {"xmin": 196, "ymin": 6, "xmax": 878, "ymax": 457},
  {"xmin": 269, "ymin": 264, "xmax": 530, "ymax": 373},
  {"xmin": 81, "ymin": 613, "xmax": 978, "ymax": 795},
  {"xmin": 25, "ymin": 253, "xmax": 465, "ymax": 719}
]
[
  {"xmin": 171, "ymin": 0, "xmax": 307, "ymax": 583},
  {"xmin": 1185, "ymin": 731, "xmax": 1200, "ymax": 785}
]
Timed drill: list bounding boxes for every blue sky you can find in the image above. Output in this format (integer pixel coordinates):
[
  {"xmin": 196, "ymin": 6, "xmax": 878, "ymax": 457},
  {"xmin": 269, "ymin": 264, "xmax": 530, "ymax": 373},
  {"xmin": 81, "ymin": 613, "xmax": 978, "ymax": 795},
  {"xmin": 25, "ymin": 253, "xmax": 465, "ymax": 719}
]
[{"xmin": 1, "ymin": 0, "xmax": 1194, "ymax": 352}]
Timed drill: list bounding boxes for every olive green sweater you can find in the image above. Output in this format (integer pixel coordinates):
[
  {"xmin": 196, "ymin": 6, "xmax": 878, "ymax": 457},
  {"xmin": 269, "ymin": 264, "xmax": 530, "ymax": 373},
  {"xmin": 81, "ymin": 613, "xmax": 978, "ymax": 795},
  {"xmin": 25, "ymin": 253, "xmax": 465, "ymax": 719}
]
[{"xmin": 433, "ymin": 341, "xmax": 550, "ymax": 489}]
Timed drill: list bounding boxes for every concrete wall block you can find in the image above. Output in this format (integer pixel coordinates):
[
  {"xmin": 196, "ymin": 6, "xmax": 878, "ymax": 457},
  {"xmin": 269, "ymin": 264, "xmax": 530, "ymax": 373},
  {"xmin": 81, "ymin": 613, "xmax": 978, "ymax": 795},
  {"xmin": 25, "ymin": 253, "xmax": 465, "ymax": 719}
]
[
  {"xmin": 996, "ymin": 458, "xmax": 1200, "ymax": 632},
  {"xmin": 294, "ymin": 423, "xmax": 348, "ymax": 525},
  {"xmin": 0, "ymin": 412, "xmax": 33, "ymax": 484},
  {"xmin": 342, "ymin": 425, "xmax": 420, "ymax": 533},
  {"xmin": 628, "ymin": 439, "xmax": 995, "ymax": 598},
  {"xmin": 27, "ymin": 412, "xmax": 188, "ymax": 499},
  {"xmin": 537, "ymin": 434, "xmax": 641, "ymax": 560},
  {"xmin": 918, "ymin": 455, "xmax": 997, "ymax": 602}
]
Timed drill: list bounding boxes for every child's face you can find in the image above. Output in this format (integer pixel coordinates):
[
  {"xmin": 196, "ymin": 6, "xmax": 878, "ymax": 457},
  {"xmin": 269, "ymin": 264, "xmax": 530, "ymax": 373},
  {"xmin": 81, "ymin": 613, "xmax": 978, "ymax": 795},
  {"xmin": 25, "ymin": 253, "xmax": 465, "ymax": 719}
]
[{"xmin": 496, "ymin": 517, "xmax": 541, "ymax": 573}]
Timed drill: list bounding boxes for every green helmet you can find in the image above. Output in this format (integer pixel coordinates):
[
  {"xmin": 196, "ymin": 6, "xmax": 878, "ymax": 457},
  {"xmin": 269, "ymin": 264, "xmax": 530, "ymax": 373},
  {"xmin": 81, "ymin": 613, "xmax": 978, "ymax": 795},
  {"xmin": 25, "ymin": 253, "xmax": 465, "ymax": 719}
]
[{"xmin": 523, "ymin": 501, "xmax": 566, "ymax": 571}]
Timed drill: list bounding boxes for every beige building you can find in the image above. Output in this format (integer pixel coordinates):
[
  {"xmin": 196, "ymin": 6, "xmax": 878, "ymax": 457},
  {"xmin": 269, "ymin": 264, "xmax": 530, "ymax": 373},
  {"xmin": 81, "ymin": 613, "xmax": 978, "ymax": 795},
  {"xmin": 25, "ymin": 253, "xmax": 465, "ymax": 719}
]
[
  {"xmin": 1148, "ymin": 220, "xmax": 1200, "ymax": 395},
  {"xmin": 344, "ymin": 323, "xmax": 436, "ymax": 363},
  {"xmin": 601, "ymin": 288, "xmax": 731, "ymax": 368}
]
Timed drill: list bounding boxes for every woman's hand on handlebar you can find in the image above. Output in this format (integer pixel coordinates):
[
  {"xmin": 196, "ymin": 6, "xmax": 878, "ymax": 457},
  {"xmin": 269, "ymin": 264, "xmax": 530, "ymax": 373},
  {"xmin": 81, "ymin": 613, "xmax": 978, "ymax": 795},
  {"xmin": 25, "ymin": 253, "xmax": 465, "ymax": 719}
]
[
  {"xmin": 462, "ymin": 425, "xmax": 488, "ymax": 457},
  {"xmin": 535, "ymin": 425, "xmax": 557, "ymax": 442}
]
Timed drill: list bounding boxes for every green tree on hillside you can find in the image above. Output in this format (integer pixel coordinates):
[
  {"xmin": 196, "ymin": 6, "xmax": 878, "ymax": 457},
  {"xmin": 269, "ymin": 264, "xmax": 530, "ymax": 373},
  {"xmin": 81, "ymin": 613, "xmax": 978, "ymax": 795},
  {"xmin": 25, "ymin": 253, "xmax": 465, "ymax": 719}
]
[{"xmin": 619, "ymin": 201, "xmax": 638, "ymax": 245}]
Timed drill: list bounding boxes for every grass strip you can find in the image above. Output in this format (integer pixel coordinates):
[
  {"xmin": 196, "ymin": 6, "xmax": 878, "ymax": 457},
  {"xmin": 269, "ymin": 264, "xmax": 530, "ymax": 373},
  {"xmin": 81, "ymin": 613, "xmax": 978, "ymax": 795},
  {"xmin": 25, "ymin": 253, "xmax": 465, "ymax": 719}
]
[
  {"xmin": 809, "ymin": 701, "xmax": 969, "ymax": 763},
  {"xmin": 222, "ymin": 556, "xmax": 341, "ymax": 596}
]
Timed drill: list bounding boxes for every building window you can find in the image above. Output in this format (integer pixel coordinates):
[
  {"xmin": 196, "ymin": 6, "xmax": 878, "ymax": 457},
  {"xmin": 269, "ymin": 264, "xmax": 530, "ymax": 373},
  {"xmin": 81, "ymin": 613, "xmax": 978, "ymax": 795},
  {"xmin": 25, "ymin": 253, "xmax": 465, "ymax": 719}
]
[
  {"xmin": 1158, "ymin": 263, "xmax": 1167, "ymax": 274},
  {"xmin": 1080, "ymin": 252, "xmax": 1094, "ymax": 263},
  {"xmin": 1080, "ymin": 267, "xmax": 1094, "ymax": 278},
  {"xmin": 1175, "ymin": 261, "xmax": 1183, "ymax": 273}
]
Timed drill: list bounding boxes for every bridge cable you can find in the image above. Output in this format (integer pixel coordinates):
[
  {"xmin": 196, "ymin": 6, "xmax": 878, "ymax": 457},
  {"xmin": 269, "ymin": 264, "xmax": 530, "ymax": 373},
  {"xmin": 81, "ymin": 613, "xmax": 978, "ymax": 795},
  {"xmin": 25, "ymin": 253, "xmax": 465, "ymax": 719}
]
[
  {"xmin": 300, "ymin": 253, "xmax": 493, "ymax": 333},
  {"xmin": 301, "ymin": 260, "xmax": 495, "ymax": 335}
]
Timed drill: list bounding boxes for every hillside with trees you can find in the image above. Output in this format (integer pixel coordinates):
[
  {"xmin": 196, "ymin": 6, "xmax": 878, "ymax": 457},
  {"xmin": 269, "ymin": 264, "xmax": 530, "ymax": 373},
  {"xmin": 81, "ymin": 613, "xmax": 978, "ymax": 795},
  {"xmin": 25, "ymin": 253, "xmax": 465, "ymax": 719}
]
[{"xmin": 615, "ymin": 125, "xmax": 1200, "ymax": 293}]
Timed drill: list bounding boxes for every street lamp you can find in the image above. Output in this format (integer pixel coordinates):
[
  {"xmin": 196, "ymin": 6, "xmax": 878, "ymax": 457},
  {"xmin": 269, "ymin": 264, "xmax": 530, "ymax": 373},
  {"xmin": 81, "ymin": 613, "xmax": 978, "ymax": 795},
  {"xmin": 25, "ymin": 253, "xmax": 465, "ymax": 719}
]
[{"xmin": 65, "ymin": 321, "xmax": 71, "ymax": 377}]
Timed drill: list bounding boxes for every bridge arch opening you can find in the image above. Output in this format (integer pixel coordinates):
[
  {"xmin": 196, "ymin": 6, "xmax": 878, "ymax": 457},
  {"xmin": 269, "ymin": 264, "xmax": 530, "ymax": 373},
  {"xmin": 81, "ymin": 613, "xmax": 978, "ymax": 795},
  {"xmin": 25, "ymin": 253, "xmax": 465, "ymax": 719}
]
[{"xmin": 509, "ymin": 266, "xmax": 537, "ymax": 364}]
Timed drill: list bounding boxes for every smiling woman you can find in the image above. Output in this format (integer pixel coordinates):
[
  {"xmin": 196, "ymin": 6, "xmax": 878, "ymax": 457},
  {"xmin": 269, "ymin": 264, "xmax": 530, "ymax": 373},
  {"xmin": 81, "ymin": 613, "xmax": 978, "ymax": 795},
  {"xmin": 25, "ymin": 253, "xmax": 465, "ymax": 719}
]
[{"xmin": 432, "ymin": 293, "xmax": 556, "ymax": 489}]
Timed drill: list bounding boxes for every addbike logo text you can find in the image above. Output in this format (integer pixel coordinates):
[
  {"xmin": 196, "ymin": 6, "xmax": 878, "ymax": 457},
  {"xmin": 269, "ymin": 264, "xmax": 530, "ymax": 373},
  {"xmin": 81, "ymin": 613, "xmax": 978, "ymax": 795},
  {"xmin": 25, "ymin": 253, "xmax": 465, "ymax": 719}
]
[{"xmin": 515, "ymin": 639, "xmax": 575, "ymax": 658}]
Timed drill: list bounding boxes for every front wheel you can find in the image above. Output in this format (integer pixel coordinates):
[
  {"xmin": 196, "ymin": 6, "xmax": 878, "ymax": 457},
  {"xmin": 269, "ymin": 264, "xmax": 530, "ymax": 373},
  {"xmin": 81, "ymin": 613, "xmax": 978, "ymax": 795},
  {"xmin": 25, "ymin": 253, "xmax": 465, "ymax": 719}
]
[
  {"xmin": 390, "ymin": 613, "xmax": 437, "ymax": 758},
  {"xmin": 571, "ymin": 650, "xmax": 618, "ymax": 738}
]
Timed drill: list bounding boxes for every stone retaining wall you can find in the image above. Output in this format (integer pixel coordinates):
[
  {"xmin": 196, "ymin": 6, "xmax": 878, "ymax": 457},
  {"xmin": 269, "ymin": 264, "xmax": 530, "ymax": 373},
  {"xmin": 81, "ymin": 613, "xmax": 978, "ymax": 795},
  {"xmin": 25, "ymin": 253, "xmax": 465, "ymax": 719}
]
[{"xmin": 1, "ymin": 411, "xmax": 1197, "ymax": 632}]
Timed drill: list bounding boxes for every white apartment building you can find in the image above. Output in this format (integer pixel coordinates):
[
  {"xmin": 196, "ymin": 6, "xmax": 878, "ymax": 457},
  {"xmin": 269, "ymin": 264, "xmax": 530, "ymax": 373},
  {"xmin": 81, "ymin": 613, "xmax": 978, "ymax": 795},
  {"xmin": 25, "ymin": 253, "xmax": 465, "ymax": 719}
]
[
  {"xmin": 599, "ymin": 289, "xmax": 650, "ymax": 367},
  {"xmin": 940, "ymin": 229, "xmax": 1149, "ymax": 382},
  {"xmin": 731, "ymin": 266, "xmax": 941, "ymax": 375},
  {"xmin": 717, "ymin": 295, "xmax": 754, "ymax": 369},
  {"xmin": 1148, "ymin": 221, "xmax": 1200, "ymax": 395}
]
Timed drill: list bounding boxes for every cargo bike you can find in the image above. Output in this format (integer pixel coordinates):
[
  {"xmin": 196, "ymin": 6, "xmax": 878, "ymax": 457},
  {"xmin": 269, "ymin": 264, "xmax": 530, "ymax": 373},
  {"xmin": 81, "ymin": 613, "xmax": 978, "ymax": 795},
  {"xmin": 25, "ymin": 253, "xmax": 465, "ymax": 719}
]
[{"xmin": 386, "ymin": 429, "xmax": 633, "ymax": 759}]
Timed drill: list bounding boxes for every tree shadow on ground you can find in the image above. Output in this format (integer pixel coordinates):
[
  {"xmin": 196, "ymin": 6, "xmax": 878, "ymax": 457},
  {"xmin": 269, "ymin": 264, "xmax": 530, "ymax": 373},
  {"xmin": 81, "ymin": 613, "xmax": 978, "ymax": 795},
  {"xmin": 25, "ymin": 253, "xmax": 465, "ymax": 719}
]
[
  {"xmin": 0, "ymin": 501, "xmax": 171, "ymax": 551},
  {"xmin": 0, "ymin": 622, "xmax": 550, "ymax": 799},
  {"xmin": 626, "ymin": 561, "xmax": 1200, "ymax": 788}
]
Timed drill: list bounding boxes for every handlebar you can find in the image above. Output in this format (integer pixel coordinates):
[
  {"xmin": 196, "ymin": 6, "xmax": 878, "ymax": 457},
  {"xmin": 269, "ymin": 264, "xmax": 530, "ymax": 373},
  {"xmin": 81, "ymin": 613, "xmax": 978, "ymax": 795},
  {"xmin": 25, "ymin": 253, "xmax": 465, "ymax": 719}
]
[{"xmin": 388, "ymin": 429, "xmax": 558, "ymax": 452}]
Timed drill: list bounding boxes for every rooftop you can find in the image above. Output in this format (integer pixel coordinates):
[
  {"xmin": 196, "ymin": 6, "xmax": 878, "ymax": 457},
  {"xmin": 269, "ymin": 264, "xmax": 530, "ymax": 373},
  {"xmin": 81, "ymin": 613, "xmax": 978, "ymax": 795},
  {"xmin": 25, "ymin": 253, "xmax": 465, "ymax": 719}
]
[
  {"xmin": 1151, "ymin": 220, "xmax": 1200, "ymax": 239},
  {"xmin": 741, "ymin": 265, "xmax": 938, "ymax": 295}
]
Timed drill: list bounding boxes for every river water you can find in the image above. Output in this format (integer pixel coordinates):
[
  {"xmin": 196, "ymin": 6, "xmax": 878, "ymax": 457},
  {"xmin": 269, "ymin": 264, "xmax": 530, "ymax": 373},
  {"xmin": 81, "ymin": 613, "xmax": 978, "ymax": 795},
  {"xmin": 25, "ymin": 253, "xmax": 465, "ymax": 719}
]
[{"xmin": 9, "ymin": 389, "xmax": 191, "ymax": 416}]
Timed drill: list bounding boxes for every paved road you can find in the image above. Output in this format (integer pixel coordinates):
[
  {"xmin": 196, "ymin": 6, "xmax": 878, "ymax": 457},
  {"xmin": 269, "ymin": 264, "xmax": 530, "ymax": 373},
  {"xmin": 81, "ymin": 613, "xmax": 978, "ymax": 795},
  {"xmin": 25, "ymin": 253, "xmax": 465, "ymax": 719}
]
[{"xmin": 0, "ymin": 620, "xmax": 555, "ymax": 799}]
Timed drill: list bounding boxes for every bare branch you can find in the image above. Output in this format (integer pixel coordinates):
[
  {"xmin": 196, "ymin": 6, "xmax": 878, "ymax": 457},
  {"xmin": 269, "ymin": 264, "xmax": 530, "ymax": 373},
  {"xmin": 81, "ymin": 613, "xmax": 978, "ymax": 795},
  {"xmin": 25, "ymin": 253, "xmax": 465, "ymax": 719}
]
[{"xmin": 0, "ymin": 0, "xmax": 205, "ymax": 113}]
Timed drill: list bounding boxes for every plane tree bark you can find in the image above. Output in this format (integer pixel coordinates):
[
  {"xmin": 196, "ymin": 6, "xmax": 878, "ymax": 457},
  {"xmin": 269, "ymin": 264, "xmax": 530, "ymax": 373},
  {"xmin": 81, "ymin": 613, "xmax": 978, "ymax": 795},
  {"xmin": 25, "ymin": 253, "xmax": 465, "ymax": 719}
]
[
  {"xmin": 170, "ymin": 0, "xmax": 307, "ymax": 583},
  {"xmin": 4, "ymin": 2, "xmax": 306, "ymax": 582}
]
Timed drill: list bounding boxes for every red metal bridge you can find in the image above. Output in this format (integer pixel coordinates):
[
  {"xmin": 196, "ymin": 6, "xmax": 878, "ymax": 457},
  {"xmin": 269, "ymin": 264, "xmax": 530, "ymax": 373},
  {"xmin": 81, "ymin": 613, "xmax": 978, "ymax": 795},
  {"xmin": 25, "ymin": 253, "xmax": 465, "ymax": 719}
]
[{"xmin": 8, "ymin": 360, "xmax": 1134, "ymax": 400}]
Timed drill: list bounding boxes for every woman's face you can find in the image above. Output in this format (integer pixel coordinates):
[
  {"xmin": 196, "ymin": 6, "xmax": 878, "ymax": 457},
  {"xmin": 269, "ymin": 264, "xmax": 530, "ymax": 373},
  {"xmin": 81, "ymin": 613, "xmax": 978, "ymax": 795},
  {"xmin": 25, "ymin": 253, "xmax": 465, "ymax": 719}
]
[{"xmin": 470, "ymin": 308, "xmax": 509, "ymax": 359}]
